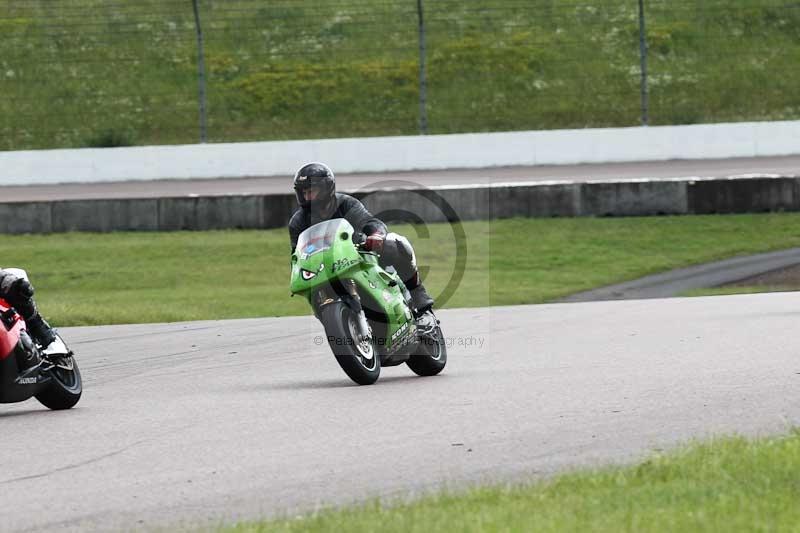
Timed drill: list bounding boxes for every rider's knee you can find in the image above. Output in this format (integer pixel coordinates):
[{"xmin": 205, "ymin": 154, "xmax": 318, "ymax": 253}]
[{"xmin": 385, "ymin": 233, "xmax": 417, "ymax": 268}]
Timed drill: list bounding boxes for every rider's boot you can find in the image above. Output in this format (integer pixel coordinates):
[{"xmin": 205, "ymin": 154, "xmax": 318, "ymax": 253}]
[
  {"xmin": 409, "ymin": 284, "xmax": 437, "ymax": 336},
  {"xmin": 26, "ymin": 314, "xmax": 57, "ymax": 349},
  {"xmin": 410, "ymin": 284, "xmax": 434, "ymax": 317}
]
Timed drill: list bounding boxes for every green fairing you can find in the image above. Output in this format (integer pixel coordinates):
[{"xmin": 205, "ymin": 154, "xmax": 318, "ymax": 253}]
[{"xmin": 289, "ymin": 219, "xmax": 414, "ymax": 351}]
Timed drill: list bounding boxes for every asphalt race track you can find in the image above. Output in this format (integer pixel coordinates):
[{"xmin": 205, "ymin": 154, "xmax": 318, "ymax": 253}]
[
  {"xmin": 1, "ymin": 155, "xmax": 799, "ymax": 202},
  {"xmin": 2, "ymin": 293, "xmax": 799, "ymax": 532}
]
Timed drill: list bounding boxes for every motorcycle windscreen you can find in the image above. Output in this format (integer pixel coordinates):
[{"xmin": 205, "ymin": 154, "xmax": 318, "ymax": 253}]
[{"xmin": 296, "ymin": 219, "xmax": 344, "ymax": 259}]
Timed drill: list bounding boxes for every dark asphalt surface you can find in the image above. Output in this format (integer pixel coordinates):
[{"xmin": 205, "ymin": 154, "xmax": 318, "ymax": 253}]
[
  {"xmin": 561, "ymin": 248, "xmax": 800, "ymax": 302},
  {"xmin": 1, "ymin": 155, "xmax": 798, "ymax": 202},
  {"xmin": 2, "ymin": 296, "xmax": 799, "ymax": 531}
]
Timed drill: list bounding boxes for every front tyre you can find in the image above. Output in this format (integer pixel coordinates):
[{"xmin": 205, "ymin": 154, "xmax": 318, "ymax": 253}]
[
  {"xmin": 407, "ymin": 324, "xmax": 447, "ymax": 377},
  {"xmin": 36, "ymin": 355, "xmax": 82, "ymax": 410},
  {"xmin": 320, "ymin": 302, "xmax": 380, "ymax": 385}
]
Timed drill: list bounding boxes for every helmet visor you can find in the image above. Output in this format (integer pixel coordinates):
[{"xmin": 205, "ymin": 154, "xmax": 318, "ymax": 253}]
[{"xmin": 302, "ymin": 186, "xmax": 321, "ymax": 202}]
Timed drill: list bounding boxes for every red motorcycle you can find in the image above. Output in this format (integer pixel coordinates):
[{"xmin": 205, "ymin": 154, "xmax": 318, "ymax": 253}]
[{"xmin": 0, "ymin": 298, "xmax": 82, "ymax": 409}]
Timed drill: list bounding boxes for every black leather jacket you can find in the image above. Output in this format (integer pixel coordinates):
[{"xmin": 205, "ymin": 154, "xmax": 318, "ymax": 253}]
[{"xmin": 289, "ymin": 193, "xmax": 387, "ymax": 252}]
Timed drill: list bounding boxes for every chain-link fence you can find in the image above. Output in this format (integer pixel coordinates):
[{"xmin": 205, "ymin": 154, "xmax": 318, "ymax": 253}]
[{"xmin": 2, "ymin": 0, "xmax": 799, "ymax": 151}]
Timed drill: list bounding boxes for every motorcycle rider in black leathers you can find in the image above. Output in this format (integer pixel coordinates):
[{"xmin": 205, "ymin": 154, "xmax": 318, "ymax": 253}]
[
  {"xmin": 289, "ymin": 162, "xmax": 435, "ymax": 319},
  {"xmin": 0, "ymin": 269, "xmax": 57, "ymax": 348}
]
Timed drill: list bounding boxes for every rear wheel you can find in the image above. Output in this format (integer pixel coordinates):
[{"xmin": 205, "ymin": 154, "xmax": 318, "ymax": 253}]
[
  {"xmin": 320, "ymin": 302, "xmax": 380, "ymax": 385},
  {"xmin": 407, "ymin": 324, "xmax": 447, "ymax": 377},
  {"xmin": 36, "ymin": 355, "xmax": 82, "ymax": 410}
]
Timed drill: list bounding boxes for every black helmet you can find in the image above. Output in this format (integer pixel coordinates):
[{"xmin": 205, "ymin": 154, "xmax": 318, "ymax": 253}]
[{"xmin": 293, "ymin": 162, "xmax": 336, "ymax": 217}]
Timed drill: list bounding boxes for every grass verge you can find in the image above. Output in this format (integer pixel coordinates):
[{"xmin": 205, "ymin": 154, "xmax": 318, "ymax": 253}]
[
  {"xmin": 3, "ymin": 1, "xmax": 800, "ymax": 149},
  {"xmin": 224, "ymin": 430, "xmax": 800, "ymax": 532},
  {"xmin": 3, "ymin": 213, "xmax": 800, "ymax": 326}
]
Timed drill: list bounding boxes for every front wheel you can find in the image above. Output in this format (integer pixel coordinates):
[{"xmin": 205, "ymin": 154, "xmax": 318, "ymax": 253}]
[
  {"xmin": 407, "ymin": 324, "xmax": 447, "ymax": 377},
  {"xmin": 320, "ymin": 302, "xmax": 380, "ymax": 385},
  {"xmin": 36, "ymin": 355, "xmax": 82, "ymax": 410}
]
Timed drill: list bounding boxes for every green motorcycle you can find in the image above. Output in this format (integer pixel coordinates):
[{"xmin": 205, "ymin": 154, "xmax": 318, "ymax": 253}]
[{"xmin": 290, "ymin": 219, "xmax": 447, "ymax": 385}]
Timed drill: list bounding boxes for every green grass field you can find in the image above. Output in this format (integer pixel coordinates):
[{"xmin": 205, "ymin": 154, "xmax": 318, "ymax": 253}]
[
  {"xmin": 2, "ymin": 0, "xmax": 799, "ymax": 150},
  {"xmin": 224, "ymin": 430, "xmax": 800, "ymax": 532},
  {"xmin": 4, "ymin": 213, "xmax": 800, "ymax": 327}
]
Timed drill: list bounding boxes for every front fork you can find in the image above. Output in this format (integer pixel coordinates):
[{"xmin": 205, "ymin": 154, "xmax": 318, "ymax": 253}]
[
  {"xmin": 352, "ymin": 303, "xmax": 371, "ymax": 341},
  {"xmin": 313, "ymin": 280, "xmax": 371, "ymax": 341}
]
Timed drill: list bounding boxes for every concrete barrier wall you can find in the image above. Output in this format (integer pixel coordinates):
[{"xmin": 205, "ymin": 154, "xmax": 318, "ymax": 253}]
[
  {"xmin": 2, "ymin": 120, "xmax": 800, "ymax": 186},
  {"xmin": 2, "ymin": 175, "xmax": 799, "ymax": 234},
  {"xmin": 688, "ymin": 177, "xmax": 799, "ymax": 214}
]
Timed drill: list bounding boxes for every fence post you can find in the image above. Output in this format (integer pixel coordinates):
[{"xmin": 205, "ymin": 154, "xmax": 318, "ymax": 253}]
[
  {"xmin": 416, "ymin": 0, "xmax": 429, "ymax": 135},
  {"xmin": 638, "ymin": 0, "xmax": 649, "ymax": 126},
  {"xmin": 191, "ymin": 0, "xmax": 208, "ymax": 142}
]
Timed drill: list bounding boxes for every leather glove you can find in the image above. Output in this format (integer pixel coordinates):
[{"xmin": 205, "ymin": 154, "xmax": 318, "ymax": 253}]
[{"xmin": 364, "ymin": 233, "xmax": 385, "ymax": 253}]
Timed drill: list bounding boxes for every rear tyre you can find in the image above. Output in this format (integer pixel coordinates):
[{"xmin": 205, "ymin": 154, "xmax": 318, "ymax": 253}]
[
  {"xmin": 36, "ymin": 355, "xmax": 82, "ymax": 410},
  {"xmin": 320, "ymin": 302, "xmax": 380, "ymax": 385},
  {"xmin": 407, "ymin": 325, "xmax": 447, "ymax": 377}
]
